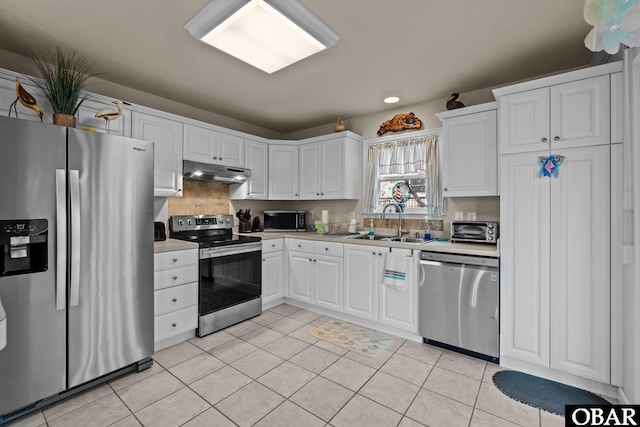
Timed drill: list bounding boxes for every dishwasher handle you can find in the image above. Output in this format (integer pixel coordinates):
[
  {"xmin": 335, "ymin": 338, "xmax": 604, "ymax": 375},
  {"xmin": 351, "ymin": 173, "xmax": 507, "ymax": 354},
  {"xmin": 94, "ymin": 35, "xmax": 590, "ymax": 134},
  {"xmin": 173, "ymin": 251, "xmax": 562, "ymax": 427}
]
[{"xmin": 420, "ymin": 259, "xmax": 498, "ymax": 273}]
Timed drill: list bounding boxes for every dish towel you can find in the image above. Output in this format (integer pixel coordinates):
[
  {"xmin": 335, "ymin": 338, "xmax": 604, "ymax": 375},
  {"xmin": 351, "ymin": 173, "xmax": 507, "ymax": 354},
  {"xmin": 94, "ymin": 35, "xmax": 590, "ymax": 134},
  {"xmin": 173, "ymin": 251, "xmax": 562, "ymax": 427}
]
[{"xmin": 382, "ymin": 252, "xmax": 407, "ymax": 287}]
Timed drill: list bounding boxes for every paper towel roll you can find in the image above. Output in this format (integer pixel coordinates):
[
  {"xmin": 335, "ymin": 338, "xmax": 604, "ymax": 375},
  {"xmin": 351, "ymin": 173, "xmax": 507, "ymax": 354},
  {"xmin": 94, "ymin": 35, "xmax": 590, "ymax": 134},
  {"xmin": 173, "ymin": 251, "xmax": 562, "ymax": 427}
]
[{"xmin": 321, "ymin": 210, "xmax": 329, "ymax": 224}]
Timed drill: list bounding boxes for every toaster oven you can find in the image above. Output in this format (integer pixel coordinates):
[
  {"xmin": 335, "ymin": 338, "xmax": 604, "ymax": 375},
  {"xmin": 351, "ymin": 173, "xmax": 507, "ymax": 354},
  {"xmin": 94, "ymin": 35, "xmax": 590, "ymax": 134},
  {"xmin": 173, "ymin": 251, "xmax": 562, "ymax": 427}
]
[{"xmin": 450, "ymin": 221, "xmax": 499, "ymax": 244}]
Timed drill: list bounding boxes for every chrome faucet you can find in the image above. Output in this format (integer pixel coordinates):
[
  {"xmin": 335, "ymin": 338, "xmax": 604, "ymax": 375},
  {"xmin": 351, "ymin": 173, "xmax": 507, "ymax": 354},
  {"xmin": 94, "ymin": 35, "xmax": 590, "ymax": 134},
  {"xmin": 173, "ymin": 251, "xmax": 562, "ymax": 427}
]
[{"xmin": 380, "ymin": 203, "xmax": 409, "ymax": 241}]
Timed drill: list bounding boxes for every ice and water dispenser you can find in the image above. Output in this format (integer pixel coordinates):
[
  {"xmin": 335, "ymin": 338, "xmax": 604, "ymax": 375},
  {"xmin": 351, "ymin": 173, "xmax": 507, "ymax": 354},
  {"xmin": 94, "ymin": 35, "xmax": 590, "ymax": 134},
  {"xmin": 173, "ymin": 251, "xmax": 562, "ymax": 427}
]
[
  {"xmin": 0, "ymin": 219, "xmax": 49, "ymax": 351},
  {"xmin": 0, "ymin": 219, "xmax": 48, "ymax": 277}
]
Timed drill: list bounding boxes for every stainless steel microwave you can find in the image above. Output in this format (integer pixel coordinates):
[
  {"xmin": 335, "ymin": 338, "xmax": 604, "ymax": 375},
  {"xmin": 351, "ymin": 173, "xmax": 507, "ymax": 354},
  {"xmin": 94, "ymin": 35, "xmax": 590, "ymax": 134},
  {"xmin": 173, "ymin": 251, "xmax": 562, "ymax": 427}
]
[
  {"xmin": 263, "ymin": 210, "xmax": 306, "ymax": 232},
  {"xmin": 450, "ymin": 221, "xmax": 499, "ymax": 244}
]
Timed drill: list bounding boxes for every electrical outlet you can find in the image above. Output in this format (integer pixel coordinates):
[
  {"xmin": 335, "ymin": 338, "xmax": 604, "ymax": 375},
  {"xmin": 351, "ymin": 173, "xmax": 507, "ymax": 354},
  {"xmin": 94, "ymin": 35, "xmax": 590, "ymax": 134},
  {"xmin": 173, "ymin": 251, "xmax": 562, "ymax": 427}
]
[
  {"xmin": 349, "ymin": 211, "xmax": 355, "ymax": 220},
  {"xmin": 467, "ymin": 212, "xmax": 477, "ymax": 221},
  {"xmin": 454, "ymin": 212, "xmax": 464, "ymax": 220}
]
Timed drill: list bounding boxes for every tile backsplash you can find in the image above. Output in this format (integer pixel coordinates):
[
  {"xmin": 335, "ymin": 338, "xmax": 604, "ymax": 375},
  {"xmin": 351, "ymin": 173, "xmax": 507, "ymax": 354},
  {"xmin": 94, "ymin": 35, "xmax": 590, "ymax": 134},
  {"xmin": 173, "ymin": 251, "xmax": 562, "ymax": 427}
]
[{"xmin": 168, "ymin": 179, "xmax": 230, "ymax": 217}]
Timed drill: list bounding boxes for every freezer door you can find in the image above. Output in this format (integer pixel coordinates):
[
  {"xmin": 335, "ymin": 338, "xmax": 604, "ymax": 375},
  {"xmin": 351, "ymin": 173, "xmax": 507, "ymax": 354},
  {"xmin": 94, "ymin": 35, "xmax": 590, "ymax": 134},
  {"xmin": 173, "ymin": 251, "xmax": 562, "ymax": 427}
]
[
  {"xmin": 419, "ymin": 260, "xmax": 499, "ymax": 358},
  {"xmin": 67, "ymin": 128, "xmax": 154, "ymax": 388},
  {"xmin": 0, "ymin": 117, "xmax": 67, "ymax": 415}
]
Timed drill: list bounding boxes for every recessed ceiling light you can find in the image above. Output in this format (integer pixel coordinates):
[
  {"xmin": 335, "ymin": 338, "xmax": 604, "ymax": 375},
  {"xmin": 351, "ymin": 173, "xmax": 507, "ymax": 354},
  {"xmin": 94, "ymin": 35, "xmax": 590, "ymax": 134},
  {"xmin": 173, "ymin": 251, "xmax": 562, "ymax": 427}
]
[
  {"xmin": 185, "ymin": 0, "xmax": 340, "ymax": 74},
  {"xmin": 384, "ymin": 96, "xmax": 400, "ymax": 104}
]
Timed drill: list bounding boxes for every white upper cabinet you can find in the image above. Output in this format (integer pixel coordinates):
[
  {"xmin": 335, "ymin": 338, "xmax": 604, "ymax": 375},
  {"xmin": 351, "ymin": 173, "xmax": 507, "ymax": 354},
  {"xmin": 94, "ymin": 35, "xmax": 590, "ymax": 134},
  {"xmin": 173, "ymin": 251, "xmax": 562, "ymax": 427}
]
[
  {"xmin": 229, "ymin": 138, "xmax": 269, "ymax": 200},
  {"xmin": 183, "ymin": 124, "xmax": 245, "ymax": 168},
  {"xmin": 298, "ymin": 132, "xmax": 360, "ymax": 200},
  {"xmin": 132, "ymin": 111, "xmax": 183, "ymax": 197},
  {"xmin": 499, "ymin": 75, "xmax": 611, "ymax": 155},
  {"xmin": 549, "ymin": 76, "xmax": 609, "ymax": 150},
  {"xmin": 269, "ymin": 144, "xmax": 299, "ymax": 200},
  {"xmin": 499, "ymin": 88, "xmax": 550, "ymax": 154},
  {"xmin": 299, "ymin": 142, "xmax": 321, "ymax": 199},
  {"xmin": 437, "ymin": 104, "xmax": 498, "ymax": 197}
]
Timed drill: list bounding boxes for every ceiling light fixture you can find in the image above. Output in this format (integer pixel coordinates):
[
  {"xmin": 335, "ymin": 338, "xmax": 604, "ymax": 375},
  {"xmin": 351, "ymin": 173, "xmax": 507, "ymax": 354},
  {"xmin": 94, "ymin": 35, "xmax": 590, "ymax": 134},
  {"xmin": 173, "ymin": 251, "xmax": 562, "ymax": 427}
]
[
  {"xmin": 384, "ymin": 96, "xmax": 400, "ymax": 104},
  {"xmin": 185, "ymin": 0, "xmax": 340, "ymax": 74}
]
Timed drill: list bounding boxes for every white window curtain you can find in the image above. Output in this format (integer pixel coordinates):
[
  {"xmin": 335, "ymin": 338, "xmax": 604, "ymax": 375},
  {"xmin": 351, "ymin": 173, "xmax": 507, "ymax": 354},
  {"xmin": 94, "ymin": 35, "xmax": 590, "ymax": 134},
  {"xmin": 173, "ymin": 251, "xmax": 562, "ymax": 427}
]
[{"xmin": 363, "ymin": 134, "xmax": 444, "ymax": 217}]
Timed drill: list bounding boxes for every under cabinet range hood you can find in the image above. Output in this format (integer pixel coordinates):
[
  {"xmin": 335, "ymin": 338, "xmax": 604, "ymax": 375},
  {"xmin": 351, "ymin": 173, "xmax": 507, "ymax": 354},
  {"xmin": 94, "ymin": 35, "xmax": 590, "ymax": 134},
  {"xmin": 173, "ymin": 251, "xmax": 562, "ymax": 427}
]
[{"xmin": 183, "ymin": 160, "xmax": 251, "ymax": 183}]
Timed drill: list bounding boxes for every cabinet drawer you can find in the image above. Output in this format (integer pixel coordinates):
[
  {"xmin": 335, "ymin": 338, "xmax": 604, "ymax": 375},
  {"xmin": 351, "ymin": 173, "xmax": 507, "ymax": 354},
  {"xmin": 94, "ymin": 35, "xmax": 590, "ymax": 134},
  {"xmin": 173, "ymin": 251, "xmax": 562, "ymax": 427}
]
[
  {"xmin": 154, "ymin": 282, "xmax": 198, "ymax": 316},
  {"xmin": 262, "ymin": 239, "xmax": 284, "ymax": 253},
  {"xmin": 288, "ymin": 238, "xmax": 313, "ymax": 254},
  {"xmin": 154, "ymin": 265, "xmax": 199, "ymax": 290},
  {"xmin": 154, "ymin": 249, "xmax": 198, "ymax": 271},
  {"xmin": 314, "ymin": 241, "xmax": 343, "ymax": 257},
  {"xmin": 155, "ymin": 306, "xmax": 198, "ymax": 342}
]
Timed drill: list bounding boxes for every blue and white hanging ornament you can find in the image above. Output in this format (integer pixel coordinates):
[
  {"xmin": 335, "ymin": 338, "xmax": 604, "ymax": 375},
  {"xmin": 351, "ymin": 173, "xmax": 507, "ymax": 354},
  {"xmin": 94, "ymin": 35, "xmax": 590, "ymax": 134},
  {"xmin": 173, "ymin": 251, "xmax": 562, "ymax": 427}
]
[{"xmin": 539, "ymin": 155, "xmax": 565, "ymax": 178}]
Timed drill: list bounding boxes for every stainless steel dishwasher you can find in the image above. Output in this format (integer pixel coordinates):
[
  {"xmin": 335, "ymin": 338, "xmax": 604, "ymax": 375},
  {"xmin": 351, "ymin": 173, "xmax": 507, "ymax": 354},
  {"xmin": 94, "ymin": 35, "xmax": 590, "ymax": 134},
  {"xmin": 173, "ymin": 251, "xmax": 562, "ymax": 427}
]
[{"xmin": 419, "ymin": 251, "xmax": 499, "ymax": 362}]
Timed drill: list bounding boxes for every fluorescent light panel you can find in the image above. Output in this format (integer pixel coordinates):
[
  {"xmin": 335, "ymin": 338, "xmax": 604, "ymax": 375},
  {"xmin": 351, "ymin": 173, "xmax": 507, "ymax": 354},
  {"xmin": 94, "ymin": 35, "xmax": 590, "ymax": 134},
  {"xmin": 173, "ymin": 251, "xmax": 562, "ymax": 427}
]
[{"xmin": 185, "ymin": 0, "xmax": 340, "ymax": 74}]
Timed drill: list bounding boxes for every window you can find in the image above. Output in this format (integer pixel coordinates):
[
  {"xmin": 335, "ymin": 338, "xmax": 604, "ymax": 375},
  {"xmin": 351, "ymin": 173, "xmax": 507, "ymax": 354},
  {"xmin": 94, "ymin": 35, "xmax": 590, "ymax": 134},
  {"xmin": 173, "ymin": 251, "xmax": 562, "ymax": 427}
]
[
  {"xmin": 363, "ymin": 133, "xmax": 443, "ymax": 217},
  {"xmin": 378, "ymin": 173, "xmax": 426, "ymax": 213}
]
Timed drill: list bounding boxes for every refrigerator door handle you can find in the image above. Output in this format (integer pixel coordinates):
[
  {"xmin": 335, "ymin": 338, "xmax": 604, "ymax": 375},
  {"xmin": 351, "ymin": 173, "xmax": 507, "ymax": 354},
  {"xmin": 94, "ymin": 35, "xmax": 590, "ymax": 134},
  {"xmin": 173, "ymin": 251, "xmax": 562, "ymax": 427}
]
[
  {"xmin": 69, "ymin": 169, "xmax": 81, "ymax": 307},
  {"xmin": 55, "ymin": 170, "xmax": 67, "ymax": 311}
]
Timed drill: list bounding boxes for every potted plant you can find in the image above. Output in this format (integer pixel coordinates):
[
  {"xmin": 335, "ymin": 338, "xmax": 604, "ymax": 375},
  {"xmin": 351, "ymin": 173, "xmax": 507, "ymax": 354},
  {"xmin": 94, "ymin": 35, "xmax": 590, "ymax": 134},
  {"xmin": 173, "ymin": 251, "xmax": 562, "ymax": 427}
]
[{"xmin": 29, "ymin": 46, "xmax": 94, "ymax": 127}]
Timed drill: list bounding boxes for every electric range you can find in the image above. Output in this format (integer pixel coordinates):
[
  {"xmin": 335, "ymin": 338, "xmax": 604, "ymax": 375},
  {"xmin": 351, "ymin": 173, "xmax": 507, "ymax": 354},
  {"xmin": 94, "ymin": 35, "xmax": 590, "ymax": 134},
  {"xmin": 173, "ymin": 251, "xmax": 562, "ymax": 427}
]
[{"xmin": 169, "ymin": 215, "xmax": 262, "ymax": 337}]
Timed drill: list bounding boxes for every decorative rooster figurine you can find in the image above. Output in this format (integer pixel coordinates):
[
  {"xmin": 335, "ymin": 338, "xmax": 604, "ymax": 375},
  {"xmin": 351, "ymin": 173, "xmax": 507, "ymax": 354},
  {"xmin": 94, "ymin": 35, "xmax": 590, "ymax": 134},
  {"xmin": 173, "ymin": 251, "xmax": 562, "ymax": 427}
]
[
  {"xmin": 446, "ymin": 93, "xmax": 465, "ymax": 110},
  {"xmin": 8, "ymin": 77, "xmax": 44, "ymax": 121},
  {"xmin": 95, "ymin": 100, "xmax": 130, "ymax": 133}
]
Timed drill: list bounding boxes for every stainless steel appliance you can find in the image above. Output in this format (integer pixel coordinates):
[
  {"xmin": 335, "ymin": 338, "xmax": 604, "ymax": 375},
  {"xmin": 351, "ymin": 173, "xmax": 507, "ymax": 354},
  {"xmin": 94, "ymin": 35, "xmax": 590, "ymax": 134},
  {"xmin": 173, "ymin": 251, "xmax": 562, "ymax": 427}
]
[
  {"xmin": 419, "ymin": 251, "xmax": 499, "ymax": 362},
  {"xmin": 450, "ymin": 221, "xmax": 499, "ymax": 244},
  {"xmin": 0, "ymin": 116, "xmax": 154, "ymax": 423},
  {"xmin": 263, "ymin": 210, "xmax": 305, "ymax": 232},
  {"xmin": 169, "ymin": 215, "xmax": 262, "ymax": 337},
  {"xmin": 183, "ymin": 160, "xmax": 251, "ymax": 183}
]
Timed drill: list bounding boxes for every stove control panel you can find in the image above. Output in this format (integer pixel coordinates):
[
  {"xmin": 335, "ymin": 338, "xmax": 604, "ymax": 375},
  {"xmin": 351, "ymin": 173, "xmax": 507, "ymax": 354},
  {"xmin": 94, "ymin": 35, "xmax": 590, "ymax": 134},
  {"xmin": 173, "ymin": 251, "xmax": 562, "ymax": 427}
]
[{"xmin": 169, "ymin": 215, "xmax": 233, "ymax": 232}]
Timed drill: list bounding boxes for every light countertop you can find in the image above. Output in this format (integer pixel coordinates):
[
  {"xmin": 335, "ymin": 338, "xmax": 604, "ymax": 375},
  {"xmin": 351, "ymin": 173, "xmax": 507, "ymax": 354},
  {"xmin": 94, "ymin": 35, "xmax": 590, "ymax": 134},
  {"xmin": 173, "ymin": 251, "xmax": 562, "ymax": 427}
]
[
  {"xmin": 153, "ymin": 238, "xmax": 199, "ymax": 253},
  {"xmin": 242, "ymin": 231, "xmax": 500, "ymax": 257}
]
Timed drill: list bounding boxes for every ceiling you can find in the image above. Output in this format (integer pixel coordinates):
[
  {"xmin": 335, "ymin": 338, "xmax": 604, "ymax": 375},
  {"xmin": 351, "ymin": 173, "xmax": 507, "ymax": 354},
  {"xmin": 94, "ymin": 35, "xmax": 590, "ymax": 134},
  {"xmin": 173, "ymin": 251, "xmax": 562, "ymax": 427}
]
[{"xmin": 0, "ymin": 0, "xmax": 594, "ymax": 134}]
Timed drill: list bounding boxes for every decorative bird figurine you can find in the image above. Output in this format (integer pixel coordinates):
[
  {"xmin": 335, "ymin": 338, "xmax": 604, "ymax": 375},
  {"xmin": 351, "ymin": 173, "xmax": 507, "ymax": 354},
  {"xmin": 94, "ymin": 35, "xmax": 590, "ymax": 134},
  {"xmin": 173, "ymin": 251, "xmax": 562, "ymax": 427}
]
[
  {"xmin": 334, "ymin": 117, "xmax": 346, "ymax": 132},
  {"xmin": 8, "ymin": 77, "xmax": 44, "ymax": 121},
  {"xmin": 446, "ymin": 93, "xmax": 465, "ymax": 110},
  {"xmin": 95, "ymin": 100, "xmax": 130, "ymax": 133}
]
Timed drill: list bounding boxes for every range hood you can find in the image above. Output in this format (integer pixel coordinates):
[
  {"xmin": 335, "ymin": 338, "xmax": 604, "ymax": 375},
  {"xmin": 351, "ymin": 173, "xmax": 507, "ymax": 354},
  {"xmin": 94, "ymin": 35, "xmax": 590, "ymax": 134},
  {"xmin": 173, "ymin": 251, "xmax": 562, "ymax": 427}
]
[{"xmin": 183, "ymin": 160, "xmax": 251, "ymax": 183}]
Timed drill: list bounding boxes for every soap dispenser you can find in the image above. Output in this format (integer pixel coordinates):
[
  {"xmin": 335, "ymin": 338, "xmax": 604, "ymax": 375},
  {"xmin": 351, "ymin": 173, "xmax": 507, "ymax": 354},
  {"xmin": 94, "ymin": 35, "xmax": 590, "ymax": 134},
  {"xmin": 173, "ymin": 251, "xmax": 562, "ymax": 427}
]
[{"xmin": 368, "ymin": 219, "xmax": 375, "ymax": 240}]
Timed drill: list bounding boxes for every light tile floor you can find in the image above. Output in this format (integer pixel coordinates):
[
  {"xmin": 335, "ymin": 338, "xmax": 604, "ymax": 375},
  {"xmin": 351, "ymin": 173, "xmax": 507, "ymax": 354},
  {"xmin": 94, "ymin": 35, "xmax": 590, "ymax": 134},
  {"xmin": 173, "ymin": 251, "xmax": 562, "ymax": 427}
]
[{"xmin": 7, "ymin": 304, "xmax": 566, "ymax": 427}]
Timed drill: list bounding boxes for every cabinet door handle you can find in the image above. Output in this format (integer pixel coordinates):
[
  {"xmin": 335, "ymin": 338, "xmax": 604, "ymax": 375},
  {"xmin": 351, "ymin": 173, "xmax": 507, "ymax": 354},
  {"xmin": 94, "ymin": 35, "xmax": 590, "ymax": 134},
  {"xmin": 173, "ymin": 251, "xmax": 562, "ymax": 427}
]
[
  {"xmin": 554, "ymin": 136, "xmax": 560, "ymax": 141},
  {"xmin": 313, "ymin": 259, "xmax": 317, "ymax": 262},
  {"xmin": 271, "ymin": 244, "xmax": 276, "ymax": 247},
  {"xmin": 443, "ymin": 188, "xmax": 448, "ymax": 191},
  {"xmin": 298, "ymin": 244, "xmax": 301, "ymax": 248},
  {"xmin": 213, "ymin": 156, "xmax": 217, "ymax": 160},
  {"xmin": 173, "ymin": 275, "xmax": 178, "ymax": 280},
  {"xmin": 541, "ymin": 137, "xmax": 547, "ymax": 142},
  {"xmin": 262, "ymin": 258, "xmax": 266, "ymax": 261},
  {"xmin": 173, "ymin": 258, "xmax": 178, "ymax": 262},
  {"xmin": 325, "ymin": 248, "xmax": 328, "ymax": 251},
  {"xmin": 379, "ymin": 253, "xmax": 383, "ymax": 256},
  {"xmin": 295, "ymin": 193, "xmax": 298, "ymax": 197},
  {"xmin": 372, "ymin": 252, "xmax": 376, "ymax": 255},
  {"xmin": 316, "ymin": 193, "xmax": 319, "ymax": 196},
  {"xmin": 321, "ymin": 193, "xmax": 324, "ymax": 195},
  {"xmin": 172, "ymin": 323, "xmax": 177, "ymax": 327},
  {"xmin": 308, "ymin": 258, "xmax": 312, "ymax": 262},
  {"xmin": 172, "ymin": 298, "xmax": 177, "ymax": 302}
]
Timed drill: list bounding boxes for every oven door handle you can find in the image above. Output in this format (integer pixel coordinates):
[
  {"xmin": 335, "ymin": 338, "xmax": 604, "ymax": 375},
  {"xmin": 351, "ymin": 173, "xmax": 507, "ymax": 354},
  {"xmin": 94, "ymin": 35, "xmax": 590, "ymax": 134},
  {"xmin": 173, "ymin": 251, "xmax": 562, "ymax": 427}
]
[{"xmin": 200, "ymin": 243, "xmax": 262, "ymax": 259}]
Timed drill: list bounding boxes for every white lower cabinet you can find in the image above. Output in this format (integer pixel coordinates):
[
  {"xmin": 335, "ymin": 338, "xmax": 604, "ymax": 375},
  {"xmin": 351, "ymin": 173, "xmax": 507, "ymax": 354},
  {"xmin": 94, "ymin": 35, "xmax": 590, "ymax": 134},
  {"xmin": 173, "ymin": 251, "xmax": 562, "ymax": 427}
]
[
  {"xmin": 288, "ymin": 240, "xmax": 344, "ymax": 311},
  {"xmin": 378, "ymin": 248, "xmax": 418, "ymax": 333},
  {"xmin": 153, "ymin": 248, "xmax": 198, "ymax": 351},
  {"xmin": 343, "ymin": 244, "xmax": 384, "ymax": 322},
  {"xmin": 262, "ymin": 239, "xmax": 285, "ymax": 306}
]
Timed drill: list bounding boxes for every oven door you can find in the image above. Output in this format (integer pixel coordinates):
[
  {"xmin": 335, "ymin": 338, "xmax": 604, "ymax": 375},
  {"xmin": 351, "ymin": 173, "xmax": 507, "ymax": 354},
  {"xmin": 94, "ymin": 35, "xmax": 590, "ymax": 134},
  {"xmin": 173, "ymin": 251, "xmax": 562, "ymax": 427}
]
[{"xmin": 199, "ymin": 243, "xmax": 262, "ymax": 316}]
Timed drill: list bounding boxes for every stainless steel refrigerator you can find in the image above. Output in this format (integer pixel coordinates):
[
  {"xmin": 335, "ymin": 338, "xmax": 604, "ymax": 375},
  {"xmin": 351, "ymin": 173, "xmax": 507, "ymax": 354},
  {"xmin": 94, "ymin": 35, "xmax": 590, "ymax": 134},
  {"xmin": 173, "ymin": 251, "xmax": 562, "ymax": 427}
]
[{"xmin": 0, "ymin": 116, "xmax": 154, "ymax": 422}]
